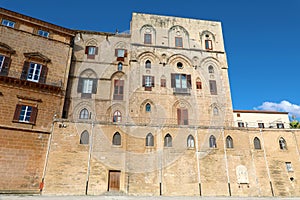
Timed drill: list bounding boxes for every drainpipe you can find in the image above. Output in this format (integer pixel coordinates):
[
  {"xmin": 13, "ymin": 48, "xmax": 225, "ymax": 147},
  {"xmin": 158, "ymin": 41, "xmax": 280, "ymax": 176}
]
[
  {"xmin": 41, "ymin": 114, "xmax": 57, "ymax": 194},
  {"xmin": 260, "ymin": 128, "xmax": 274, "ymax": 196},
  {"xmin": 86, "ymin": 121, "xmax": 94, "ymax": 195},
  {"xmin": 222, "ymin": 128, "xmax": 231, "ymax": 196},
  {"xmin": 195, "ymin": 127, "xmax": 202, "ymax": 196}
]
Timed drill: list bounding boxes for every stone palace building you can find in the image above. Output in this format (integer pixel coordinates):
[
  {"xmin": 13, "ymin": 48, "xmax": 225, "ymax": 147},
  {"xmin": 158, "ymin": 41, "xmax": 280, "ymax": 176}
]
[{"xmin": 0, "ymin": 8, "xmax": 299, "ymax": 197}]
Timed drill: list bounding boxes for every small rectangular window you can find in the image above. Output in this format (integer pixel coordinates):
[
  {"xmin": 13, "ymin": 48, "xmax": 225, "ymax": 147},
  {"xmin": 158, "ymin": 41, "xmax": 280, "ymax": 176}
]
[
  {"xmin": 238, "ymin": 122, "xmax": 244, "ymax": 127},
  {"xmin": 144, "ymin": 34, "xmax": 152, "ymax": 44},
  {"xmin": 286, "ymin": 162, "xmax": 293, "ymax": 172},
  {"xmin": 196, "ymin": 81, "xmax": 202, "ymax": 89},
  {"xmin": 205, "ymin": 40, "xmax": 213, "ymax": 50},
  {"xmin": 209, "ymin": 80, "xmax": 217, "ymax": 95},
  {"xmin": 113, "ymin": 80, "xmax": 124, "ymax": 100},
  {"xmin": 277, "ymin": 123, "xmax": 284, "ymax": 129},
  {"xmin": 258, "ymin": 123, "xmax": 264, "ymax": 128},
  {"xmin": 175, "ymin": 37, "xmax": 183, "ymax": 47},
  {"xmin": 237, "ymin": 113, "xmax": 241, "ymax": 117},
  {"xmin": 161, "ymin": 79, "xmax": 166, "ymax": 87},
  {"xmin": 38, "ymin": 30, "xmax": 49, "ymax": 38},
  {"xmin": 1, "ymin": 19, "xmax": 15, "ymax": 28}
]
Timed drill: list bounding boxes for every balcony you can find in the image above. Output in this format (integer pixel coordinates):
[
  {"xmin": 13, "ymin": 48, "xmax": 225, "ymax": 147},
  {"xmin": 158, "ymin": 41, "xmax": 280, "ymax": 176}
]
[{"xmin": 173, "ymin": 87, "xmax": 191, "ymax": 95}]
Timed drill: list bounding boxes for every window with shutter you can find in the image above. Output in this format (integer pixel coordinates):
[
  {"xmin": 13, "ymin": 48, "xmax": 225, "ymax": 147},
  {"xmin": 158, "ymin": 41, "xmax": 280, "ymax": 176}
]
[
  {"xmin": 175, "ymin": 37, "xmax": 183, "ymax": 47},
  {"xmin": 113, "ymin": 79, "xmax": 124, "ymax": 100},
  {"xmin": 177, "ymin": 108, "xmax": 188, "ymax": 125},
  {"xmin": 143, "ymin": 75, "xmax": 154, "ymax": 91},
  {"xmin": 13, "ymin": 104, "xmax": 38, "ymax": 124},
  {"xmin": 205, "ymin": 40, "xmax": 213, "ymax": 50},
  {"xmin": 171, "ymin": 73, "xmax": 191, "ymax": 94},
  {"xmin": 85, "ymin": 46, "xmax": 98, "ymax": 59},
  {"xmin": 0, "ymin": 55, "xmax": 11, "ymax": 76},
  {"xmin": 209, "ymin": 80, "xmax": 217, "ymax": 95},
  {"xmin": 115, "ymin": 49, "xmax": 127, "ymax": 61}
]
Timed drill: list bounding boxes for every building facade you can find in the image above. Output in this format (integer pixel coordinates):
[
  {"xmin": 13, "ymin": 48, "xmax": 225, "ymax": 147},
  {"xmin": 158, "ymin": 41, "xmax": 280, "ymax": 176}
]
[
  {"xmin": 42, "ymin": 13, "xmax": 300, "ymax": 197},
  {"xmin": 0, "ymin": 8, "xmax": 75, "ymax": 193},
  {"xmin": 1, "ymin": 9, "xmax": 300, "ymax": 197}
]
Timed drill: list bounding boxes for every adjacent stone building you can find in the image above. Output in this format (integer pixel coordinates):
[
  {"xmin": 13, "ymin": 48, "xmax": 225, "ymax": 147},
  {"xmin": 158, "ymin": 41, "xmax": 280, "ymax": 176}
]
[
  {"xmin": 1, "ymin": 8, "xmax": 299, "ymax": 197},
  {"xmin": 0, "ymin": 8, "xmax": 75, "ymax": 193}
]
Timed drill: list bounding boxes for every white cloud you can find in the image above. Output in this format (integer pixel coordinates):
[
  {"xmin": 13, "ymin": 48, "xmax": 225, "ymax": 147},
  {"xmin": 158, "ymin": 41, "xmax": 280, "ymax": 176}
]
[{"xmin": 254, "ymin": 100, "xmax": 300, "ymax": 118}]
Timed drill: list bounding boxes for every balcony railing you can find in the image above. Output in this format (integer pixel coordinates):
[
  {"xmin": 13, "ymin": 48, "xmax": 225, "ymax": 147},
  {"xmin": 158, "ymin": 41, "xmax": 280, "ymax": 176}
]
[{"xmin": 173, "ymin": 87, "xmax": 191, "ymax": 95}]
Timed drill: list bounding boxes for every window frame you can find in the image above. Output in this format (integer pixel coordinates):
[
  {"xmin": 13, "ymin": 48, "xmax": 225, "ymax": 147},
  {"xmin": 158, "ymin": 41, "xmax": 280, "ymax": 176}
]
[
  {"xmin": 279, "ymin": 137, "xmax": 287, "ymax": 150},
  {"xmin": 285, "ymin": 162, "xmax": 293, "ymax": 172},
  {"xmin": 187, "ymin": 135, "xmax": 195, "ymax": 148},
  {"xmin": 164, "ymin": 134, "xmax": 172, "ymax": 147},
  {"xmin": 209, "ymin": 80, "xmax": 217, "ymax": 95},
  {"xmin": 205, "ymin": 39, "xmax": 213, "ymax": 50},
  {"xmin": 85, "ymin": 46, "xmax": 98, "ymax": 59},
  {"xmin": 146, "ymin": 133, "xmax": 154, "ymax": 147},
  {"xmin": 175, "ymin": 37, "xmax": 183, "ymax": 48},
  {"xmin": 13, "ymin": 104, "xmax": 38, "ymax": 124},
  {"xmin": 209, "ymin": 135, "xmax": 217, "ymax": 148},
  {"xmin": 112, "ymin": 132, "xmax": 121, "ymax": 146},
  {"xmin": 144, "ymin": 34, "xmax": 152, "ymax": 44},
  {"xmin": 145, "ymin": 103, "xmax": 151, "ymax": 112},
  {"xmin": 113, "ymin": 110, "xmax": 122, "ymax": 123},
  {"xmin": 80, "ymin": 131, "xmax": 89, "ymax": 145},
  {"xmin": 77, "ymin": 77, "xmax": 98, "ymax": 98},
  {"xmin": 142, "ymin": 75, "xmax": 155, "ymax": 90},
  {"xmin": 238, "ymin": 122, "xmax": 245, "ymax": 127},
  {"xmin": 258, "ymin": 123, "xmax": 265, "ymax": 128},
  {"xmin": 1, "ymin": 19, "xmax": 15, "ymax": 28},
  {"xmin": 113, "ymin": 79, "xmax": 124, "ymax": 100},
  {"xmin": 38, "ymin": 30, "xmax": 49, "ymax": 38},
  {"xmin": 145, "ymin": 60, "xmax": 151, "ymax": 69},
  {"xmin": 226, "ymin": 136, "xmax": 234, "ymax": 149},
  {"xmin": 79, "ymin": 108, "xmax": 89, "ymax": 119},
  {"xmin": 177, "ymin": 108, "xmax": 188, "ymax": 125},
  {"xmin": 254, "ymin": 137, "xmax": 261, "ymax": 150}
]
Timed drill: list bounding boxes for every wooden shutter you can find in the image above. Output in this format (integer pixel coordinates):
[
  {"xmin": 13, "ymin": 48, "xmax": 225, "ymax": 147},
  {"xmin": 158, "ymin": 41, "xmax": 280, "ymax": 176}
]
[
  {"xmin": 77, "ymin": 78, "xmax": 83, "ymax": 93},
  {"xmin": 13, "ymin": 104, "xmax": 22, "ymax": 121},
  {"xmin": 151, "ymin": 76, "xmax": 155, "ymax": 87},
  {"xmin": 187, "ymin": 75, "xmax": 191, "ymax": 88},
  {"xmin": 119, "ymin": 80, "xmax": 124, "ymax": 95},
  {"xmin": 85, "ymin": 46, "xmax": 89, "ymax": 54},
  {"xmin": 124, "ymin": 50, "xmax": 128, "ymax": 57},
  {"xmin": 171, "ymin": 74, "xmax": 175, "ymax": 88},
  {"xmin": 183, "ymin": 109, "xmax": 188, "ymax": 125},
  {"xmin": 95, "ymin": 47, "xmax": 98, "ymax": 55},
  {"xmin": 196, "ymin": 81, "xmax": 202, "ymax": 89},
  {"xmin": 29, "ymin": 107, "xmax": 38, "ymax": 124},
  {"xmin": 92, "ymin": 79, "xmax": 97, "ymax": 94},
  {"xmin": 20, "ymin": 61, "xmax": 30, "ymax": 80},
  {"xmin": 142, "ymin": 76, "xmax": 145, "ymax": 87},
  {"xmin": 0, "ymin": 56, "xmax": 10, "ymax": 76},
  {"xmin": 39, "ymin": 65, "xmax": 48, "ymax": 83},
  {"xmin": 177, "ymin": 108, "xmax": 181, "ymax": 125}
]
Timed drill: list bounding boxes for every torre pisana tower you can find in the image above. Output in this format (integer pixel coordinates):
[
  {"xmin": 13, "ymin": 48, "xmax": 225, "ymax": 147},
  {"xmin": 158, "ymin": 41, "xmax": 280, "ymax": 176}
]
[{"xmin": 44, "ymin": 13, "xmax": 235, "ymax": 195}]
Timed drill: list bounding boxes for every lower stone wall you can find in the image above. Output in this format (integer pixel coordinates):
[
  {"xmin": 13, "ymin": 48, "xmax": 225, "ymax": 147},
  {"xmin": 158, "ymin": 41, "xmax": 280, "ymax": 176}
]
[
  {"xmin": 43, "ymin": 121, "xmax": 300, "ymax": 197},
  {"xmin": 0, "ymin": 128, "xmax": 49, "ymax": 193}
]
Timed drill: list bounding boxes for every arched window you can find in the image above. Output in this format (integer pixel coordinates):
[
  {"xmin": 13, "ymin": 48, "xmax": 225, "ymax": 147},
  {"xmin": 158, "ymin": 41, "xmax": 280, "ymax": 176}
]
[
  {"xmin": 164, "ymin": 134, "xmax": 172, "ymax": 147},
  {"xmin": 254, "ymin": 137, "xmax": 261, "ymax": 149},
  {"xmin": 79, "ymin": 108, "xmax": 89, "ymax": 119},
  {"xmin": 113, "ymin": 132, "xmax": 121, "ymax": 145},
  {"xmin": 146, "ymin": 133, "xmax": 154, "ymax": 146},
  {"xmin": 80, "ymin": 131, "xmax": 89, "ymax": 144},
  {"xmin": 145, "ymin": 60, "xmax": 151, "ymax": 68},
  {"xmin": 226, "ymin": 136, "xmax": 233, "ymax": 148},
  {"xmin": 208, "ymin": 65, "xmax": 214, "ymax": 73},
  {"xmin": 113, "ymin": 110, "xmax": 122, "ymax": 122},
  {"xmin": 118, "ymin": 62, "xmax": 123, "ymax": 71},
  {"xmin": 213, "ymin": 107, "xmax": 219, "ymax": 116},
  {"xmin": 209, "ymin": 135, "xmax": 217, "ymax": 148},
  {"xmin": 279, "ymin": 137, "xmax": 287, "ymax": 150},
  {"xmin": 187, "ymin": 135, "xmax": 195, "ymax": 148},
  {"xmin": 146, "ymin": 103, "xmax": 151, "ymax": 112}
]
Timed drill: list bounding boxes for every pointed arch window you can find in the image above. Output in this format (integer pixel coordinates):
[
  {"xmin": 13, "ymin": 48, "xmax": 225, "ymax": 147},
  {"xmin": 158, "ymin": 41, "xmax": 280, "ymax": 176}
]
[
  {"xmin": 146, "ymin": 103, "xmax": 151, "ymax": 112},
  {"xmin": 254, "ymin": 137, "xmax": 261, "ymax": 149},
  {"xmin": 80, "ymin": 131, "xmax": 89, "ymax": 144},
  {"xmin": 279, "ymin": 137, "xmax": 287, "ymax": 150},
  {"xmin": 146, "ymin": 133, "xmax": 154, "ymax": 146},
  {"xmin": 213, "ymin": 107, "xmax": 219, "ymax": 116},
  {"xmin": 187, "ymin": 135, "xmax": 195, "ymax": 148},
  {"xmin": 226, "ymin": 136, "xmax": 233, "ymax": 148},
  {"xmin": 145, "ymin": 60, "xmax": 151, "ymax": 69},
  {"xmin": 209, "ymin": 135, "xmax": 217, "ymax": 148},
  {"xmin": 164, "ymin": 134, "xmax": 172, "ymax": 147},
  {"xmin": 79, "ymin": 108, "xmax": 89, "ymax": 119},
  {"xmin": 118, "ymin": 62, "xmax": 123, "ymax": 71},
  {"xmin": 113, "ymin": 110, "xmax": 122, "ymax": 122},
  {"xmin": 113, "ymin": 132, "xmax": 121, "ymax": 146}
]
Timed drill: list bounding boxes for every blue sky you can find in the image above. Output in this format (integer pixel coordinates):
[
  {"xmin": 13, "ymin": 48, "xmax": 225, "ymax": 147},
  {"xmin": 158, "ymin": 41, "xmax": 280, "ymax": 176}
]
[{"xmin": 2, "ymin": 0, "xmax": 300, "ymax": 117}]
